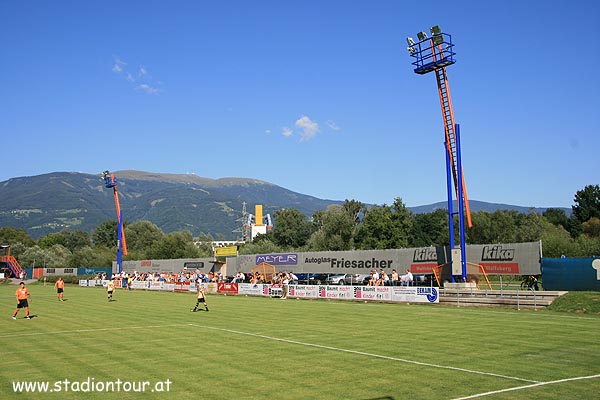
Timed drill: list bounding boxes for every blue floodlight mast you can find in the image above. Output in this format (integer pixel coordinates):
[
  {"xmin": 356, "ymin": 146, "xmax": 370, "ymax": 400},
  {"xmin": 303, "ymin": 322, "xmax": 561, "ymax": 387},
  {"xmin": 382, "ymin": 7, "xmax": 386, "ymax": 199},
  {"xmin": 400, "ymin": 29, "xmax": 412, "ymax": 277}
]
[
  {"xmin": 407, "ymin": 26, "xmax": 472, "ymax": 282},
  {"xmin": 102, "ymin": 171, "xmax": 128, "ymax": 274}
]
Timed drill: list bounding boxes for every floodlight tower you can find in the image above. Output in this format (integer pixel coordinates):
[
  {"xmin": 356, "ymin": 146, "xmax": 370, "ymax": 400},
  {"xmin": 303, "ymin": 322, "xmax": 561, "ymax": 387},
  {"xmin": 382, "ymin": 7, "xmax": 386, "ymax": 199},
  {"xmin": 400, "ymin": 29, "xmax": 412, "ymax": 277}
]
[
  {"xmin": 102, "ymin": 170, "xmax": 128, "ymax": 274},
  {"xmin": 407, "ymin": 25, "xmax": 471, "ymax": 282}
]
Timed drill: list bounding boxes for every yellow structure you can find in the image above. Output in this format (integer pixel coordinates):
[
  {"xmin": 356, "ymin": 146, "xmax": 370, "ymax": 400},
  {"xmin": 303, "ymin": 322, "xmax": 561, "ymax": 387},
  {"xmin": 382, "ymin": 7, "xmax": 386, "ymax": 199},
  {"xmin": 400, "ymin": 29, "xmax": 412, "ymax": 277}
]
[
  {"xmin": 214, "ymin": 245, "xmax": 238, "ymax": 257},
  {"xmin": 255, "ymin": 205, "xmax": 263, "ymax": 226}
]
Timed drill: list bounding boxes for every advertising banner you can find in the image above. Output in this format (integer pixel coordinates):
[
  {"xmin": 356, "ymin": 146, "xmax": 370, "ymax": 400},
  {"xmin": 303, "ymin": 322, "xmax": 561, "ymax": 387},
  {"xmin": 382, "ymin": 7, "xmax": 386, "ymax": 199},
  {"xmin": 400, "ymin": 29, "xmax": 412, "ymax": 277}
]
[
  {"xmin": 78, "ymin": 279, "xmax": 439, "ymax": 304},
  {"xmin": 217, "ymin": 282, "xmax": 239, "ymax": 294},
  {"xmin": 265, "ymin": 284, "xmax": 283, "ymax": 297},
  {"xmin": 318, "ymin": 285, "xmax": 355, "ymax": 300},
  {"xmin": 353, "ymin": 286, "xmax": 393, "ymax": 301},
  {"xmin": 228, "ymin": 241, "xmax": 542, "ymax": 276},
  {"xmin": 289, "ymin": 285, "xmax": 319, "ymax": 298},
  {"xmin": 391, "ymin": 287, "xmax": 439, "ymax": 303},
  {"xmin": 238, "ymin": 283, "xmax": 265, "ymax": 296}
]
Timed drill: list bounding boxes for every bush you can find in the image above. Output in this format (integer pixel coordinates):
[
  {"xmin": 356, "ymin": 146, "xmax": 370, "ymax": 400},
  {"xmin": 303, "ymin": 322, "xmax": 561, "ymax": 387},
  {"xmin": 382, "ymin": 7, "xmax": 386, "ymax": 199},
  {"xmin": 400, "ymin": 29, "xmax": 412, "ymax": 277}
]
[{"xmin": 39, "ymin": 275, "xmax": 94, "ymax": 285}]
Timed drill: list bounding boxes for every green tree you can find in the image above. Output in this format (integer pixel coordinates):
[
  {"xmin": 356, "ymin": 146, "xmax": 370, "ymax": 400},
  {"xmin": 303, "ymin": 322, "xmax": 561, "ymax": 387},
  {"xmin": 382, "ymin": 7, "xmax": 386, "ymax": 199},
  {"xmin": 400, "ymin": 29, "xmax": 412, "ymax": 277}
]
[
  {"xmin": 68, "ymin": 230, "xmax": 91, "ymax": 251},
  {"xmin": 271, "ymin": 208, "xmax": 313, "ymax": 249},
  {"xmin": 146, "ymin": 230, "xmax": 200, "ymax": 259},
  {"xmin": 575, "ymin": 235, "xmax": 600, "ymax": 256},
  {"xmin": 468, "ymin": 210, "xmax": 518, "ymax": 244},
  {"xmin": 67, "ymin": 246, "xmax": 113, "ymax": 269},
  {"xmin": 515, "ymin": 212, "xmax": 544, "ymax": 242},
  {"xmin": 38, "ymin": 229, "xmax": 90, "ymax": 252},
  {"xmin": 342, "ymin": 199, "xmax": 366, "ymax": 225},
  {"xmin": 19, "ymin": 245, "xmax": 48, "ymax": 268},
  {"xmin": 195, "ymin": 233, "xmax": 215, "ymax": 258},
  {"xmin": 92, "ymin": 220, "xmax": 119, "ymax": 248},
  {"xmin": 238, "ymin": 238, "xmax": 282, "ymax": 255},
  {"xmin": 0, "ymin": 227, "xmax": 35, "ymax": 248},
  {"xmin": 543, "ymin": 208, "xmax": 569, "ymax": 230},
  {"xmin": 355, "ymin": 198, "xmax": 413, "ymax": 250},
  {"xmin": 38, "ymin": 232, "xmax": 68, "ymax": 249},
  {"xmin": 581, "ymin": 217, "xmax": 600, "ymax": 238},
  {"xmin": 125, "ymin": 220, "xmax": 164, "ymax": 253},
  {"xmin": 540, "ymin": 221, "xmax": 573, "ymax": 258},
  {"xmin": 409, "ymin": 208, "xmax": 449, "ymax": 247},
  {"xmin": 572, "ymin": 184, "xmax": 600, "ymax": 224},
  {"xmin": 44, "ymin": 244, "xmax": 72, "ymax": 268},
  {"xmin": 307, "ymin": 205, "xmax": 356, "ymax": 251}
]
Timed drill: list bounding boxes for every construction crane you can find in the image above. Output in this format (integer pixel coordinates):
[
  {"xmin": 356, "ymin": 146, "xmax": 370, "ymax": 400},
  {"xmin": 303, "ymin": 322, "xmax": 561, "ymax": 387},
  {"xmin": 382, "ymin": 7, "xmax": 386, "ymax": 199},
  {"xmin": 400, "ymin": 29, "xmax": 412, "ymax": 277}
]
[
  {"xmin": 407, "ymin": 25, "xmax": 471, "ymax": 282},
  {"xmin": 102, "ymin": 170, "xmax": 127, "ymax": 273}
]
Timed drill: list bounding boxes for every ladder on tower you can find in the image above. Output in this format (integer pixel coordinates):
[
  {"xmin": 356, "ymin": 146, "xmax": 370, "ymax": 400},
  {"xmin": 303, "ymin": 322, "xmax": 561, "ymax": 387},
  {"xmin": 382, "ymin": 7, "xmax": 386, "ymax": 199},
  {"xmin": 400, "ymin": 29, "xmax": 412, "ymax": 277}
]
[
  {"xmin": 434, "ymin": 65, "xmax": 472, "ymax": 227},
  {"xmin": 1, "ymin": 255, "xmax": 25, "ymax": 279}
]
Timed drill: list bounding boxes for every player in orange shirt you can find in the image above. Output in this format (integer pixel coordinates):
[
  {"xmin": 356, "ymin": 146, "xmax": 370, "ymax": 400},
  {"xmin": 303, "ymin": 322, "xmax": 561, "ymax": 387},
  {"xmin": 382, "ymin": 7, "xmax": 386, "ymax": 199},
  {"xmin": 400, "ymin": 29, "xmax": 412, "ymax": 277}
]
[
  {"xmin": 13, "ymin": 282, "xmax": 31, "ymax": 320},
  {"xmin": 54, "ymin": 277, "xmax": 65, "ymax": 301}
]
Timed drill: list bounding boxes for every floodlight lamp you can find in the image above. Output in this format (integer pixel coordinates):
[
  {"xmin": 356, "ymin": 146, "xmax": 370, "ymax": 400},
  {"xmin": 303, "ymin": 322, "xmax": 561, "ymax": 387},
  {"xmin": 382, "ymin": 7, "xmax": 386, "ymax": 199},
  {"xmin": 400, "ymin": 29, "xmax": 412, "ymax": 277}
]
[
  {"xmin": 430, "ymin": 25, "xmax": 442, "ymax": 35},
  {"xmin": 406, "ymin": 37, "xmax": 415, "ymax": 46},
  {"xmin": 417, "ymin": 31, "xmax": 428, "ymax": 41},
  {"xmin": 407, "ymin": 46, "xmax": 416, "ymax": 55}
]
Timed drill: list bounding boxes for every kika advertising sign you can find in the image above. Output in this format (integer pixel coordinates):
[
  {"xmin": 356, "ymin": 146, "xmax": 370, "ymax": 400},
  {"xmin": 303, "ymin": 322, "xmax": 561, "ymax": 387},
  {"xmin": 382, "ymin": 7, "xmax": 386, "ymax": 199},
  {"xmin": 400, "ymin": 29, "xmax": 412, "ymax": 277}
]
[{"xmin": 478, "ymin": 245, "xmax": 520, "ymax": 274}]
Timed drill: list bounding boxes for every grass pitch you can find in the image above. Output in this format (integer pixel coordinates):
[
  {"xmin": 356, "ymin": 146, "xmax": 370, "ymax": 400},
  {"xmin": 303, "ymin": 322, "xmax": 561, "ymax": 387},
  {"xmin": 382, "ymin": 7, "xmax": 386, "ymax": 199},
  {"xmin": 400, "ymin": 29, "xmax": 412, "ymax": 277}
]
[{"xmin": 0, "ymin": 283, "xmax": 599, "ymax": 400}]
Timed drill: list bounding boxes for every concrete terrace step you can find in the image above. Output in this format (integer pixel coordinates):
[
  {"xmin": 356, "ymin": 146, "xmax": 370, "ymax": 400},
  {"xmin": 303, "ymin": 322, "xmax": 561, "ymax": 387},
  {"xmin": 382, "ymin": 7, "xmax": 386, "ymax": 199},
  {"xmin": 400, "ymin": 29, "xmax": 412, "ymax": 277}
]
[{"xmin": 438, "ymin": 289, "xmax": 567, "ymax": 309}]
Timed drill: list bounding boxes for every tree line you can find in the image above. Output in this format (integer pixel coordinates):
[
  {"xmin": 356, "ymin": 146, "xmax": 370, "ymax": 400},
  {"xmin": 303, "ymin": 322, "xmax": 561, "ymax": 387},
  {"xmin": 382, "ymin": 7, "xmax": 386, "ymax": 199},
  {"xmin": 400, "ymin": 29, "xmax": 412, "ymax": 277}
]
[{"xmin": 1, "ymin": 185, "xmax": 599, "ymax": 270}]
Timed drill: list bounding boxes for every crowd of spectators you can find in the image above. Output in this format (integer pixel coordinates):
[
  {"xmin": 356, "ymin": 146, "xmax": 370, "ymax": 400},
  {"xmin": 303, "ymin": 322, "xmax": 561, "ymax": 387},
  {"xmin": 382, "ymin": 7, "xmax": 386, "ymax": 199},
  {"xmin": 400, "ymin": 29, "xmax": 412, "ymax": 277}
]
[
  {"xmin": 93, "ymin": 269, "xmax": 417, "ymax": 287},
  {"xmin": 93, "ymin": 269, "xmax": 226, "ymax": 286},
  {"xmin": 368, "ymin": 268, "xmax": 414, "ymax": 286}
]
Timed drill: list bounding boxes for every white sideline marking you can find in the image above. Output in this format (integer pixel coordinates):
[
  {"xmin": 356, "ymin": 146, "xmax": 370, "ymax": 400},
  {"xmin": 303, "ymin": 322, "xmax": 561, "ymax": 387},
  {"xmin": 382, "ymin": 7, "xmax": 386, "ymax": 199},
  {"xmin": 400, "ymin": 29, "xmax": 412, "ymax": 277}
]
[
  {"xmin": 11, "ymin": 323, "xmax": 189, "ymax": 337},
  {"xmin": 452, "ymin": 374, "xmax": 600, "ymax": 399},
  {"xmin": 188, "ymin": 324, "xmax": 538, "ymax": 383}
]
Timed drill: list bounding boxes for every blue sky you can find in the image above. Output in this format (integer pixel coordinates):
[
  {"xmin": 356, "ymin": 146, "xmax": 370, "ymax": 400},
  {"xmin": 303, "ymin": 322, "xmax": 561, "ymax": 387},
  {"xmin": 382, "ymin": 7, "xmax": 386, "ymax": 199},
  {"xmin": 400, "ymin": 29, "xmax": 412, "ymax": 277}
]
[{"xmin": 1, "ymin": 0, "xmax": 598, "ymax": 209}]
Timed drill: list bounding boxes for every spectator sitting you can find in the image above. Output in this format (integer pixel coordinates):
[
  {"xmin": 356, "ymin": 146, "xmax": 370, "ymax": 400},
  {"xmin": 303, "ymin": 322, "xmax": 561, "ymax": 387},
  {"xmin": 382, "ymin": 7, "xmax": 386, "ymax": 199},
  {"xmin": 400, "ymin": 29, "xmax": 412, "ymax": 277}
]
[
  {"xmin": 368, "ymin": 270, "xmax": 379, "ymax": 286},
  {"xmin": 391, "ymin": 269, "xmax": 399, "ymax": 286},
  {"xmin": 232, "ymin": 271, "xmax": 245, "ymax": 283},
  {"xmin": 400, "ymin": 269, "xmax": 414, "ymax": 286},
  {"xmin": 381, "ymin": 270, "xmax": 390, "ymax": 286}
]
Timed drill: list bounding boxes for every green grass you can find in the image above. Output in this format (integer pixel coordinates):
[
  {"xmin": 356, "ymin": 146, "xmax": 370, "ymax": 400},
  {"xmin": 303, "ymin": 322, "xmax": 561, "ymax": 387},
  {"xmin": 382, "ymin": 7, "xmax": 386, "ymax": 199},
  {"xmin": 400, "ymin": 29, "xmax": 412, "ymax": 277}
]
[
  {"xmin": 1, "ymin": 283, "xmax": 599, "ymax": 400},
  {"xmin": 548, "ymin": 291, "xmax": 600, "ymax": 314}
]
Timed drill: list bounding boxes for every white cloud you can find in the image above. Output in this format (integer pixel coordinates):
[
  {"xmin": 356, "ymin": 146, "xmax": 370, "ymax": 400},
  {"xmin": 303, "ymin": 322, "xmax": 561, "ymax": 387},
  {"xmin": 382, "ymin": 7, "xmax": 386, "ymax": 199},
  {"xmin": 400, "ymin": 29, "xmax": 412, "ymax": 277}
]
[
  {"xmin": 326, "ymin": 120, "xmax": 340, "ymax": 131},
  {"xmin": 112, "ymin": 57, "xmax": 160, "ymax": 95},
  {"xmin": 112, "ymin": 58, "xmax": 126, "ymax": 74},
  {"xmin": 282, "ymin": 127, "xmax": 293, "ymax": 137},
  {"xmin": 135, "ymin": 84, "xmax": 159, "ymax": 95},
  {"xmin": 265, "ymin": 129, "xmax": 272, "ymax": 134},
  {"xmin": 295, "ymin": 115, "xmax": 319, "ymax": 142}
]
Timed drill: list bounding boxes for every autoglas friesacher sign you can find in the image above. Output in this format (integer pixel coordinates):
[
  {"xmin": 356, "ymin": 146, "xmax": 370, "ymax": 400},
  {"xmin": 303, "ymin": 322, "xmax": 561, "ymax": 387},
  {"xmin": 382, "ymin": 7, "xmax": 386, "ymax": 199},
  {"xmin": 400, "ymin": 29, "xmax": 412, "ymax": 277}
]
[{"xmin": 229, "ymin": 241, "xmax": 542, "ymax": 276}]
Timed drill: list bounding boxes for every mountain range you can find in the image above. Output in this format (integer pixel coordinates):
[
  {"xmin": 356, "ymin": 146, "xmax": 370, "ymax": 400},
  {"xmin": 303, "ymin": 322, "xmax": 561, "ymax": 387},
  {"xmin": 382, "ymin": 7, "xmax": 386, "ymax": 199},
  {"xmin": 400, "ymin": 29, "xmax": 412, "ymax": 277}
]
[{"xmin": 0, "ymin": 170, "xmax": 570, "ymax": 240}]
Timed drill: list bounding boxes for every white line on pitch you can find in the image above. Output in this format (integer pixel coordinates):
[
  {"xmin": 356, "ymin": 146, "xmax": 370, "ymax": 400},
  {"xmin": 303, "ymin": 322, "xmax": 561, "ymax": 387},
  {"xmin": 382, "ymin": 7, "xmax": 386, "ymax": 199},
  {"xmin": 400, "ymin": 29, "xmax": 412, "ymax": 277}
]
[
  {"xmin": 452, "ymin": 374, "xmax": 600, "ymax": 399},
  {"xmin": 187, "ymin": 323, "xmax": 538, "ymax": 383},
  {"xmin": 8, "ymin": 323, "xmax": 190, "ymax": 338}
]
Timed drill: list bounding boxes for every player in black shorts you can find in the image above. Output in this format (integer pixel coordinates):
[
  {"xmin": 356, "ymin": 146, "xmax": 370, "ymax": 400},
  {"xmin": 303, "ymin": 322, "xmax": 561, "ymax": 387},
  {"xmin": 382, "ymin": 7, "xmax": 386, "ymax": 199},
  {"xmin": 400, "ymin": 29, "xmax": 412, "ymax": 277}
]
[{"xmin": 191, "ymin": 283, "xmax": 209, "ymax": 312}]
